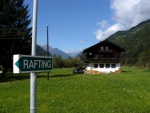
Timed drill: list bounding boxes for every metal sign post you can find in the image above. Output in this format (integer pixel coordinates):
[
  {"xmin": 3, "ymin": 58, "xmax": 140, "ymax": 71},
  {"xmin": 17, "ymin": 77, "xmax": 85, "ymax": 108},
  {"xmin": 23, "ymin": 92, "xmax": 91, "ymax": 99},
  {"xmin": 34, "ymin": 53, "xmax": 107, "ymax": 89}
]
[
  {"xmin": 31, "ymin": 0, "xmax": 38, "ymax": 113},
  {"xmin": 13, "ymin": 0, "xmax": 53, "ymax": 112}
]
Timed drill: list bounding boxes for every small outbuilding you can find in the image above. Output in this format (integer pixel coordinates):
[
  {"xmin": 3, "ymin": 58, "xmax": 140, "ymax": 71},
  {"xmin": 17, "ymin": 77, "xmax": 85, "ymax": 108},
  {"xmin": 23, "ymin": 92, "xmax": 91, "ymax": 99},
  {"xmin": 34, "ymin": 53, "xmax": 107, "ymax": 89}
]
[{"xmin": 83, "ymin": 40, "xmax": 125, "ymax": 74}]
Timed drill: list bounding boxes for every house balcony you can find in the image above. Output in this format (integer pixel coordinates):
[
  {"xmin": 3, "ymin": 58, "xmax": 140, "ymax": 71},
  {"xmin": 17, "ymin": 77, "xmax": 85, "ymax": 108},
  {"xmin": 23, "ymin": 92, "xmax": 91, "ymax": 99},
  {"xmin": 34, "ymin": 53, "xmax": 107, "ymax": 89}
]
[
  {"xmin": 98, "ymin": 49, "xmax": 113, "ymax": 53},
  {"xmin": 84, "ymin": 58, "xmax": 120, "ymax": 63}
]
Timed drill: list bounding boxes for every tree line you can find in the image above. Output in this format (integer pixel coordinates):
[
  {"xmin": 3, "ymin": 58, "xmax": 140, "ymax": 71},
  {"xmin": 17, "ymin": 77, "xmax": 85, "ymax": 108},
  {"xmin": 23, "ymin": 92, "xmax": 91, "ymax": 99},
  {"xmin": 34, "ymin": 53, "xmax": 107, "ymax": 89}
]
[
  {"xmin": 0, "ymin": 0, "xmax": 31, "ymax": 79},
  {"xmin": 53, "ymin": 54, "xmax": 84, "ymax": 68}
]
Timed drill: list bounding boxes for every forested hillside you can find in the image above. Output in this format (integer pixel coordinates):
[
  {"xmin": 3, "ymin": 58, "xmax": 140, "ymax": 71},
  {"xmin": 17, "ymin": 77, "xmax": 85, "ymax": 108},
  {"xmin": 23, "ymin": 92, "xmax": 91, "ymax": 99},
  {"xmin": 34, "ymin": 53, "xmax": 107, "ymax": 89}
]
[
  {"xmin": 36, "ymin": 45, "xmax": 51, "ymax": 56},
  {"xmin": 106, "ymin": 19, "xmax": 150, "ymax": 66}
]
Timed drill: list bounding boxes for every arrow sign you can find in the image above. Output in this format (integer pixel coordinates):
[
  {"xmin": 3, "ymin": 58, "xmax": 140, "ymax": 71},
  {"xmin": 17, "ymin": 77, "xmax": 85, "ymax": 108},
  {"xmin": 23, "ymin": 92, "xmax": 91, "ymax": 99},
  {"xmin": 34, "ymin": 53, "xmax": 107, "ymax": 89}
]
[{"xmin": 13, "ymin": 54, "xmax": 53, "ymax": 73}]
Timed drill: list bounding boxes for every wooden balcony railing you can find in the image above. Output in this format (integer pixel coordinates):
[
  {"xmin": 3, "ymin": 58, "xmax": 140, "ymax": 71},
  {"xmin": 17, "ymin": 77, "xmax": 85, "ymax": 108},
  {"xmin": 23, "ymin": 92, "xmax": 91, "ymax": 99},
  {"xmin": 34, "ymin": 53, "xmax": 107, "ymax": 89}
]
[
  {"xmin": 84, "ymin": 58, "xmax": 120, "ymax": 63},
  {"xmin": 98, "ymin": 49, "xmax": 113, "ymax": 53}
]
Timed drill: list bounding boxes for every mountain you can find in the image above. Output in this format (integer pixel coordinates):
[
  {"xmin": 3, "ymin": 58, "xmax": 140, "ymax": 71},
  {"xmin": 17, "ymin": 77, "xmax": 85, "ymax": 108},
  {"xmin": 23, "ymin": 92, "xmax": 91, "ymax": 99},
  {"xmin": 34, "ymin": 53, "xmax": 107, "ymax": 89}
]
[
  {"xmin": 106, "ymin": 19, "xmax": 150, "ymax": 66},
  {"xmin": 42, "ymin": 45, "xmax": 70, "ymax": 59},
  {"xmin": 37, "ymin": 19, "xmax": 150, "ymax": 66},
  {"xmin": 37, "ymin": 44, "xmax": 81, "ymax": 58},
  {"xmin": 67, "ymin": 51, "xmax": 81, "ymax": 57},
  {"xmin": 36, "ymin": 45, "xmax": 50, "ymax": 56}
]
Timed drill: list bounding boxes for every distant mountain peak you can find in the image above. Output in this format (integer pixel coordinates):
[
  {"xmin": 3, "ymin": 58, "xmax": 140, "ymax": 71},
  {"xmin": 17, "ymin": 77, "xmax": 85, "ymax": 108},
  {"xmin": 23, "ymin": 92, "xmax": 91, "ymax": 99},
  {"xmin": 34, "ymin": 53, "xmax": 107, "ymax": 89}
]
[
  {"xmin": 65, "ymin": 51, "xmax": 81, "ymax": 57},
  {"xmin": 41, "ymin": 45, "xmax": 70, "ymax": 59}
]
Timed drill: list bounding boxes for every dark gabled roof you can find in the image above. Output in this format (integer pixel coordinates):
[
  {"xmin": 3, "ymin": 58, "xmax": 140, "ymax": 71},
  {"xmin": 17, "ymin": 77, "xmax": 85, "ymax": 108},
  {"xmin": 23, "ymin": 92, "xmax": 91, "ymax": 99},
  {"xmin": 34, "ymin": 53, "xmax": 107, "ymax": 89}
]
[{"xmin": 83, "ymin": 40, "xmax": 125, "ymax": 53}]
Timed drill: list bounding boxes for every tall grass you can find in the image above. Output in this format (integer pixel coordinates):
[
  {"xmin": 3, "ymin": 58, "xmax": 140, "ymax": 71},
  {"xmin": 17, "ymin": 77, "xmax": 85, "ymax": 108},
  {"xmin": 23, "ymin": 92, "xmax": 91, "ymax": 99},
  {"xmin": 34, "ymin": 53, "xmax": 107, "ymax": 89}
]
[{"xmin": 0, "ymin": 67, "xmax": 150, "ymax": 113}]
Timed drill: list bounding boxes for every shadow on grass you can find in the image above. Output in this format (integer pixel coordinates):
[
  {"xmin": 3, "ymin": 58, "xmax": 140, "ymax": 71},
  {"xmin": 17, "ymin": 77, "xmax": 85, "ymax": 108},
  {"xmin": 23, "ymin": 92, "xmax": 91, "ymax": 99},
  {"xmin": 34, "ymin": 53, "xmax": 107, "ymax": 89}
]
[
  {"xmin": 0, "ymin": 73, "xmax": 46, "ymax": 83},
  {"xmin": 0, "ymin": 73, "xmax": 75, "ymax": 83},
  {"xmin": 122, "ymin": 71, "xmax": 132, "ymax": 73},
  {"xmin": 50, "ymin": 74, "xmax": 74, "ymax": 78}
]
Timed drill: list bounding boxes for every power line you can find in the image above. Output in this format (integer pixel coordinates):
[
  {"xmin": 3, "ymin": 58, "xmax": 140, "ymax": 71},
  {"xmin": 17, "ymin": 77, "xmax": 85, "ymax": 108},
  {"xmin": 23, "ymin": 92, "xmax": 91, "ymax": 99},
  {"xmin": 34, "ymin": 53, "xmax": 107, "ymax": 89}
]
[
  {"xmin": 0, "ymin": 38, "xmax": 28, "ymax": 39},
  {"xmin": 49, "ymin": 36, "xmax": 97, "ymax": 42},
  {"xmin": 0, "ymin": 29, "xmax": 97, "ymax": 42},
  {"xmin": 49, "ymin": 31, "xmax": 94, "ymax": 38},
  {"xmin": 36, "ymin": 28, "xmax": 96, "ymax": 39}
]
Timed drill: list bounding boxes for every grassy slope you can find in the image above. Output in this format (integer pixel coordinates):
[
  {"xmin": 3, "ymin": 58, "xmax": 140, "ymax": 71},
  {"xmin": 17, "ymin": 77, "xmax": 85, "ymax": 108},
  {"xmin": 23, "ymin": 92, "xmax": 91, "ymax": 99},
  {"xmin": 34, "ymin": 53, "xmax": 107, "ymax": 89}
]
[{"xmin": 0, "ymin": 67, "xmax": 150, "ymax": 113}]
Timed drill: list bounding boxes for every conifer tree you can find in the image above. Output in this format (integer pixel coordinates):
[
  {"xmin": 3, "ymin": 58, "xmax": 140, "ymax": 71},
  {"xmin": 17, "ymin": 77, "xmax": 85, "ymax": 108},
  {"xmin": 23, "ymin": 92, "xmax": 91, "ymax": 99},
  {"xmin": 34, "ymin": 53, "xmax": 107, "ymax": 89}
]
[{"xmin": 0, "ymin": 0, "xmax": 31, "ymax": 77}]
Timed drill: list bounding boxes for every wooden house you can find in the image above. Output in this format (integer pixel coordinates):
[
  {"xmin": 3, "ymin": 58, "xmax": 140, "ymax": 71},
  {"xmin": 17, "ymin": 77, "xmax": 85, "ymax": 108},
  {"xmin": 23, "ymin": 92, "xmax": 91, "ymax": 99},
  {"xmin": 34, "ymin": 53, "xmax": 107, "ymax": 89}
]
[{"xmin": 83, "ymin": 40, "xmax": 125, "ymax": 74}]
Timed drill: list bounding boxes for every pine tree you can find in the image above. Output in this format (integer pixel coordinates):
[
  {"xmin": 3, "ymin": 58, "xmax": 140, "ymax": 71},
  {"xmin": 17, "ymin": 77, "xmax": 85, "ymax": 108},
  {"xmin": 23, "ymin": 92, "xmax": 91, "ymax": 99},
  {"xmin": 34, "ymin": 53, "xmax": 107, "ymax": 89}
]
[{"xmin": 0, "ymin": 0, "xmax": 31, "ymax": 77}]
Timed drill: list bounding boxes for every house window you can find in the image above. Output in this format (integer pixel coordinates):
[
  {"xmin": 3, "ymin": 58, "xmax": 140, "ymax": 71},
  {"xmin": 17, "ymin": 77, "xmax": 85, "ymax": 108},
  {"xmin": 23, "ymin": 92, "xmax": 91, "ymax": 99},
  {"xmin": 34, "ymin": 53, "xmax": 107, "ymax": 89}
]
[
  {"xmin": 111, "ymin": 64, "xmax": 116, "ymax": 68},
  {"xmin": 106, "ymin": 64, "xmax": 110, "ymax": 68},
  {"xmin": 105, "ymin": 46, "xmax": 108, "ymax": 50},
  {"xmin": 89, "ymin": 52, "xmax": 92, "ymax": 55},
  {"xmin": 94, "ymin": 64, "xmax": 98, "ymax": 68},
  {"xmin": 101, "ymin": 46, "xmax": 104, "ymax": 51},
  {"xmin": 100, "ymin": 64, "xmax": 104, "ymax": 68}
]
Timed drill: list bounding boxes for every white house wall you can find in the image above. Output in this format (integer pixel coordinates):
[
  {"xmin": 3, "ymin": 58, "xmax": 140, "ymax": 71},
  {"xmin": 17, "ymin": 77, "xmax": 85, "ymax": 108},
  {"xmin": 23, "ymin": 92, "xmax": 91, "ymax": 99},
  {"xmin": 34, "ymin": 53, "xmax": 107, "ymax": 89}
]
[{"xmin": 86, "ymin": 63, "xmax": 120, "ymax": 74}]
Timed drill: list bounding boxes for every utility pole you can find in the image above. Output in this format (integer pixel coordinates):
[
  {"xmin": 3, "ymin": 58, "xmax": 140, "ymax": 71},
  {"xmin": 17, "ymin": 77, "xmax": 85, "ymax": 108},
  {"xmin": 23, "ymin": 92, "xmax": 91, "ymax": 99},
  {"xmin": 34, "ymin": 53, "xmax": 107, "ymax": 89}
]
[{"xmin": 47, "ymin": 26, "xmax": 49, "ymax": 80}]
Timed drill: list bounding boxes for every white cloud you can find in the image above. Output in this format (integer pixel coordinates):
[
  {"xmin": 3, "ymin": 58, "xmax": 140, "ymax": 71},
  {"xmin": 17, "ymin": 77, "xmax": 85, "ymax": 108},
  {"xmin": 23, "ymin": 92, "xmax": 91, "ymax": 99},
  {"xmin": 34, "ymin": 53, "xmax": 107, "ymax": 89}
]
[
  {"xmin": 80, "ymin": 40, "xmax": 83, "ymax": 44},
  {"xmin": 95, "ymin": 0, "xmax": 150, "ymax": 41},
  {"xmin": 97, "ymin": 20, "xmax": 108, "ymax": 29},
  {"xmin": 95, "ymin": 23, "xmax": 124, "ymax": 40}
]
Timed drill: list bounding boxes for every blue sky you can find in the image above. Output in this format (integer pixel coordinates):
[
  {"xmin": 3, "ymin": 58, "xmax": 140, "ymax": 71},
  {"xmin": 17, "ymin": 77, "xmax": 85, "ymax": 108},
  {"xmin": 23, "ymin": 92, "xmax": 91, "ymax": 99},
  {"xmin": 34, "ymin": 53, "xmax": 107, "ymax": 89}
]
[{"xmin": 25, "ymin": 0, "xmax": 150, "ymax": 53}]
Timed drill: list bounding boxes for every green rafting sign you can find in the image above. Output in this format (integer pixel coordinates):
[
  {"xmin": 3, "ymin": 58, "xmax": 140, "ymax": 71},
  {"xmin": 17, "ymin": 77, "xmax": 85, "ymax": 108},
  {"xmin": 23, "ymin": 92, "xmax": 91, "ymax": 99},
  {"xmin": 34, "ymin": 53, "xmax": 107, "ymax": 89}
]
[{"xmin": 13, "ymin": 54, "xmax": 53, "ymax": 73}]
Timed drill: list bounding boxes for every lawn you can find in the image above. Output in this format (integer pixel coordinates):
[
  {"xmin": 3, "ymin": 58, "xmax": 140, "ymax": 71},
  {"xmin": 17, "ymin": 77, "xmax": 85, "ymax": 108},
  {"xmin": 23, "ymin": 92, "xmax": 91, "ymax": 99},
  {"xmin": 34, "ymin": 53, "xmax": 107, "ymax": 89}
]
[{"xmin": 0, "ymin": 67, "xmax": 150, "ymax": 113}]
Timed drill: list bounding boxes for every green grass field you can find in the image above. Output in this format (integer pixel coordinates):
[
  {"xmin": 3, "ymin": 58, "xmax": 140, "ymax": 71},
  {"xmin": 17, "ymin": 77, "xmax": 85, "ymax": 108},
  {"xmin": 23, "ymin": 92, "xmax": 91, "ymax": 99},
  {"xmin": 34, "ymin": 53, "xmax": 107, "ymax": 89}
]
[{"xmin": 0, "ymin": 67, "xmax": 150, "ymax": 113}]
